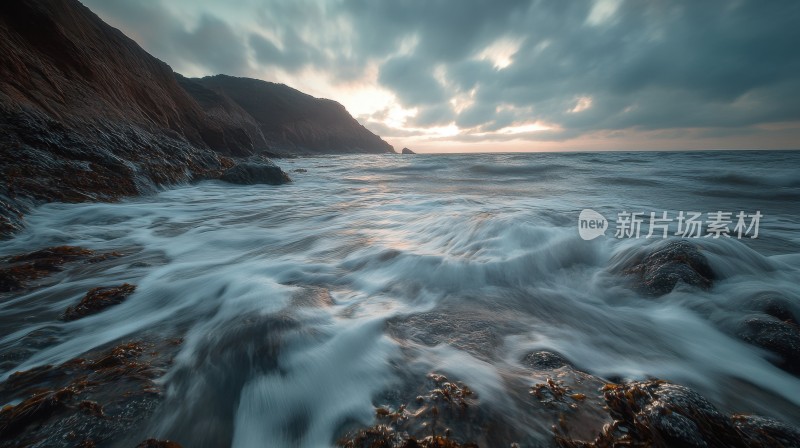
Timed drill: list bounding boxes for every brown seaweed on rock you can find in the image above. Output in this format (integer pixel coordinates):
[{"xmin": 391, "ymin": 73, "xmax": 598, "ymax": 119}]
[
  {"xmin": 338, "ymin": 373, "xmax": 480, "ymax": 448},
  {"xmin": 62, "ymin": 283, "xmax": 137, "ymax": 321},
  {"xmin": 554, "ymin": 380, "xmax": 800, "ymax": 448},
  {"xmin": 0, "ymin": 246, "xmax": 121, "ymax": 293},
  {"xmin": 0, "ymin": 339, "xmax": 182, "ymax": 447}
]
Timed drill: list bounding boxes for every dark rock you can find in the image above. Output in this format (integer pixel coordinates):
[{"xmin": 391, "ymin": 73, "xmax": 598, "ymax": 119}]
[
  {"xmin": 220, "ymin": 161, "xmax": 291, "ymax": 185},
  {"xmin": 136, "ymin": 439, "xmax": 183, "ymax": 448},
  {"xmin": 338, "ymin": 373, "xmax": 480, "ymax": 448},
  {"xmin": 402, "ymin": 147, "xmax": 416, "ymax": 154},
  {"xmin": 555, "ymin": 379, "xmax": 795, "ymax": 448},
  {"xmin": 0, "ymin": 0, "xmax": 394, "ymax": 237},
  {"xmin": 0, "ymin": 0, "xmax": 236, "ymax": 237},
  {"xmin": 733, "ymin": 414, "xmax": 800, "ymax": 448},
  {"xmin": 0, "ymin": 387, "xmax": 75, "ymax": 439},
  {"xmin": 621, "ymin": 240, "xmax": 714, "ymax": 296},
  {"xmin": 0, "ymin": 340, "xmax": 179, "ymax": 447},
  {"xmin": 293, "ymin": 168, "xmax": 308, "ymax": 173},
  {"xmin": 746, "ymin": 292, "xmax": 799, "ymax": 324},
  {"xmin": 522, "ymin": 351, "xmax": 572, "ymax": 370},
  {"xmin": 0, "ymin": 246, "xmax": 120, "ymax": 292},
  {"xmin": 736, "ymin": 317, "xmax": 800, "ymax": 375},
  {"xmin": 63, "ymin": 283, "xmax": 137, "ymax": 321}
]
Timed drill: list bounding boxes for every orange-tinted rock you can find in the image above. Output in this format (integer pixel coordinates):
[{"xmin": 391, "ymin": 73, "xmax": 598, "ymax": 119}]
[
  {"xmin": 63, "ymin": 283, "xmax": 137, "ymax": 321},
  {"xmin": 0, "ymin": 246, "xmax": 119, "ymax": 292},
  {"xmin": 0, "ymin": 339, "xmax": 179, "ymax": 447}
]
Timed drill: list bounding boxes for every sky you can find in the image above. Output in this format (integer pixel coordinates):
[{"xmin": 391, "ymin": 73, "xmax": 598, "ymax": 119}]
[{"xmin": 83, "ymin": 0, "xmax": 800, "ymax": 153}]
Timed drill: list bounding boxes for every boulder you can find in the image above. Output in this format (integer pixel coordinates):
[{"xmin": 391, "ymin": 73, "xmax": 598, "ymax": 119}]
[
  {"xmin": 219, "ymin": 161, "xmax": 291, "ymax": 185},
  {"xmin": 622, "ymin": 240, "xmax": 714, "ymax": 296},
  {"xmin": 736, "ymin": 317, "xmax": 800, "ymax": 375},
  {"xmin": 555, "ymin": 380, "xmax": 800, "ymax": 448},
  {"xmin": 401, "ymin": 147, "xmax": 416, "ymax": 154}
]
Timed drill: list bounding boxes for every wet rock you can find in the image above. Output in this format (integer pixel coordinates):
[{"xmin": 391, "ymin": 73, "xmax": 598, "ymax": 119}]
[
  {"xmin": 0, "ymin": 339, "xmax": 179, "ymax": 447},
  {"xmin": 220, "ymin": 161, "xmax": 291, "ymax": 185},
  {"xmin": 554, "ymin": 379, "xmax": 800, "ymax": 448},
  {"xmin": 387, "ymin": 310, "xmax": 524, "ymax": 360},
  {"xmin": 0, "ymin": 246, "xmax": 120, "ymax": 292},
  {"xmin": 736, "ymin": 317, "xmax": 800, "ymax": 375},
  {"xmin": 338, "ymin": 373, "xmax": 480, "ymax": 448},
  {"xmin": 746, "ymin": 292, "xmax": 799, "ymax": 324},
  {"xmin": 402, "ymin": 147, "xmax": 416, "ymax": 154},
  {"xmin": 622, "ymin": 240, "xmax": 714, "ymax": 296},
  {"xmin": 150, "ymin": 313, "xmax": 298, "ymax": 447},
  {"xmin": 732, "ymin": 414, "xmax": 800, "ymax": 448},
  {"xmin": 63, "ymin": 283, "xmax": 137, "ymax": 321},
  {"xmin": 293, "ymin": 168, "xmax": 308, "ymax": 173},
  {"xmin": 0, "ymin": 387, "xmax": 76, "ymax": 439},
  {"xmin": 522, "ymin": 351, "xmax": 572, "ymax": 370},
  {"xmin": 135, "ymin": 439, "xmax": 183, "ymax": 448}
]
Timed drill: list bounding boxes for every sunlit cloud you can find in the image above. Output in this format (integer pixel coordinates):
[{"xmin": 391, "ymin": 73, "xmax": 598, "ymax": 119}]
[
  {"xmin": 475, "ymin": 37, "xmax": 523, "ymax": 70},
  {"xmin": 569, "ymin": 97, "xmax": 593, "ymax": 113}
]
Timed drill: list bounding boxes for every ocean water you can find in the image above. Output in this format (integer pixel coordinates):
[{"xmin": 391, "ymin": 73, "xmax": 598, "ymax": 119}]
[{"xmin": 1, "ymin": 150, "xmax": 800, "ymax": 446}]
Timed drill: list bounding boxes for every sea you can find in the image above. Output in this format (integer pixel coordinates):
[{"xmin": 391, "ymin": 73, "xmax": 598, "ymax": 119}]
[{"xmin": 1, "ymin": 150, "xmax": 799, "ymax": 446}]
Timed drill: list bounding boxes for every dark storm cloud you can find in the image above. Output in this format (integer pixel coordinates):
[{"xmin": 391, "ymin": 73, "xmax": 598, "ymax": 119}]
[
  {"xmin": 378, "ymin": 55, "xmax": 446, "ymax": 106},
  {"xmin": 82, "ymin": 0, "xmax": 251, "ymax": 75},
  {"xmin": 84, "ymin": 0, "xmax": 800, "ymax": 143}
]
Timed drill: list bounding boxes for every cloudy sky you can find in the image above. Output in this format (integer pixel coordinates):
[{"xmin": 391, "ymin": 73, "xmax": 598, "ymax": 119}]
[{"xmin": 83, "ymin": 0, "xmax": 800, "ymax": 153}]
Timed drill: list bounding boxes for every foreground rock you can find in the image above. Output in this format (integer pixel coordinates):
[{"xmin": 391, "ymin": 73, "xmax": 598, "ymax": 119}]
[
  {"xmin": 340, "ymin": 362, "xmax": 800, "ymax": 448},
  {"xmin": 0, "ymin": 339, "xmax": 182, "ymax": 447},
  {"xmin": 63, "ymin": 283, "xmax": 137, "ymax": 321},
  {"xmin": 0, "ymin": 246, "xmax": 120, "ymax": 292},
  {"xmin": 555, "ymin": 380, "xmax": 800, "ymax": 447},
  {"xmin": 220, "ymin": 161, "xmax": 292, "ymax": 185},
  {"xmin": 619, "ymin": 239, "xmax": 714, "ymax": 296},
  {"xmin": 736, "ymin": 317, "xmax": 800, "ymax": 375},
  {"xmin": 338, "ymin": 373, "xmax": 480, "ymax": 448}
]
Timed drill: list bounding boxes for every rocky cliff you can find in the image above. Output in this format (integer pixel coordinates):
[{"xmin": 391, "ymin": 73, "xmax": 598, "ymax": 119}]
[
  {"xmin": 0, "ymin": 0, "xmax": 393, "ymax": 237},
  {"xmin": 185, "ymin": 75, "xmax": 395, "ymax": 156}
]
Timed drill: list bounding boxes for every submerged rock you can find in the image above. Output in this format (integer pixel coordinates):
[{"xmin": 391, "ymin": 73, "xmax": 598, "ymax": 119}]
[
  {"xmin": 220, "ymin": 161, "xmax": 291, "ymax": 185},
  {"xmin": 0, "ymin": 339, "xmax": 181, "ymax": 447},
  {"xmin": 338, "ymin": 373, "xmax": 480, "ymax": 448},
  {"xmin": 555, "ymin": 380, "xmax": 800, "ymax": 448},
  {"xmin": 621, "ymin": 240, "xmax": 714, "ymax": 296},
  {"xmin": 745, "ymin": 292, "xmax": 799, "ymax": 324},
  {"xmin": 736, "ymin": 317, "xmax": 800, "ymax": 375},
  {"xmin": 0, "ymin": 246, "xmax": 120, "ymax": 292},
  {"xmin": 63, "ymin": 283, "xmax": 137, "ymax": 321},
  {"xmin": 521, "ymin": 351, "xmax": 573, "ymax": 370}
]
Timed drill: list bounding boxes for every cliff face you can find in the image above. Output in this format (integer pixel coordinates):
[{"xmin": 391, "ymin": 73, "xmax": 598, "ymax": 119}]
[
  {"xmin": 187, "ymin": 75, "xmax": 395, "ymax": 156},
  {"xmin": 0, "ymin": 0, "xmax": 243, "ymax": 236},
  {"xmin": 0, "ymin": 0, "xmax": 393, "ymax": 237}
]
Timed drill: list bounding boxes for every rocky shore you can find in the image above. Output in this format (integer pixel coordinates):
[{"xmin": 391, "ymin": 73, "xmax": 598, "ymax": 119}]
[
  {"xmin": 0, "ymin": 0, "xmax": 393, "ymax": 238},
  {"xmin": 1, "ymin": 239, "xmax": 799, "ymax": 447}
]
